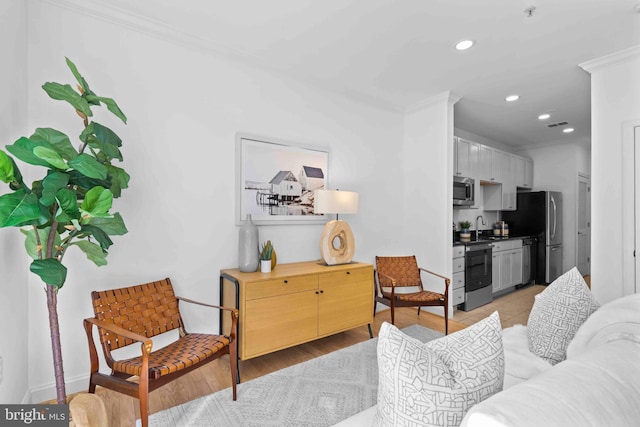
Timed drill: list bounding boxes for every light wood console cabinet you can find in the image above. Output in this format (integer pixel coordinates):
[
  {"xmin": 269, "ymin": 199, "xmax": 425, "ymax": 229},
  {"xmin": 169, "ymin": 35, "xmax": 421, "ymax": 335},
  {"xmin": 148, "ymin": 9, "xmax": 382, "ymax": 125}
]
[{"xmin": 220, "ymin": 261, "xmax": 373, "ymax": 360}]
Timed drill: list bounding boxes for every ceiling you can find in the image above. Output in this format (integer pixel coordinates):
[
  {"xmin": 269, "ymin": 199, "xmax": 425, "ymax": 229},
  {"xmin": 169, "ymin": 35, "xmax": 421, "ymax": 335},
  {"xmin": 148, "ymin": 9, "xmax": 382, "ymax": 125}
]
[{"xmin": 84, "ymin": 0, "xmax": 639, "ymax": 149}]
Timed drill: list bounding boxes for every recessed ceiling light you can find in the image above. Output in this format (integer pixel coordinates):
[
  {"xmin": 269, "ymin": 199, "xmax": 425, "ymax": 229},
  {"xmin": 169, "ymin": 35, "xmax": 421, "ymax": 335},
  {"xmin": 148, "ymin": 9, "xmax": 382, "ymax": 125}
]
[
  {"xmin": 538, "ymin": 113, "xmax": 551, "ymax": 120},
  {"xmin": 563, "ymin": 128, "xmax": 575, "ymax": 133},
  {"xmin": 455, "ymin": 40, "xmax": 475, "ymax": 51},
  {"xmin": 505, "ymin": 95, "xmax": 519, "ymax": 102}
]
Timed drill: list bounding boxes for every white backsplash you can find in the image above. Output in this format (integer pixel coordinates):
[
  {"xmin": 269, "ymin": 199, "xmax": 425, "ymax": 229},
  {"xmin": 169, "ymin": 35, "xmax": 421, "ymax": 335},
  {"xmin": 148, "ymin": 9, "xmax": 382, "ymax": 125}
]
[{"xmin": 453, "ymin": 208, "xmax": 499, "ymax": 232}]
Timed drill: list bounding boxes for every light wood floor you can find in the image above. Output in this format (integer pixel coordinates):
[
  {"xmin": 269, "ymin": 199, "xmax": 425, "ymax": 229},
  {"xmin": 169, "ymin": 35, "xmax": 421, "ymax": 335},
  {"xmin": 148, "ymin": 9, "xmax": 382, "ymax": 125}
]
[
  {"xmin": 67, "ymin": 285, "xmax": 546, "ymax": 426},
  {"xmin": 452, "ymin": 284, "xmax": 546, "ymax": 328}
]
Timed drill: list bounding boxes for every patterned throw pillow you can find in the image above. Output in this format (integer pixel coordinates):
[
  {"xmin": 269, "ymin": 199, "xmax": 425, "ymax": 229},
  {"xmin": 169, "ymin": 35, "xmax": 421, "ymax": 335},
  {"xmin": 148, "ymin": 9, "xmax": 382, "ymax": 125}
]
[
  {"xmin": 527, "ymin": 267, "xmax": 599, "ymax": 365},
  {"xmin": 374, "ymin": 312, "xmax": 504, "ymax": 427}
]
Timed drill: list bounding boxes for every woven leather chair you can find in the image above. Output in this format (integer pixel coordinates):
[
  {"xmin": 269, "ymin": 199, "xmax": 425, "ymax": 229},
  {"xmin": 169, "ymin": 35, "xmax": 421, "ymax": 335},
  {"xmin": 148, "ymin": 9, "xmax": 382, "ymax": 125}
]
[
  {"xmin": 375, "ymin": 256, "xmax": 450, "ymax": 334},
  {"xmin": 83, "ymin": 278, "xmax": 238, "ymax": 427}
]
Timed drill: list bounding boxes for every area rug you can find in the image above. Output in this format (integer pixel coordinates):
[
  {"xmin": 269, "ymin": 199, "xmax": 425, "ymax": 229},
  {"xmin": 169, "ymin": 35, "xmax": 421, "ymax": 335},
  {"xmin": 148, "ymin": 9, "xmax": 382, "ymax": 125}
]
[{"xmin": 148, "ymin": 324, "xmax": 443, "ymax": 426}]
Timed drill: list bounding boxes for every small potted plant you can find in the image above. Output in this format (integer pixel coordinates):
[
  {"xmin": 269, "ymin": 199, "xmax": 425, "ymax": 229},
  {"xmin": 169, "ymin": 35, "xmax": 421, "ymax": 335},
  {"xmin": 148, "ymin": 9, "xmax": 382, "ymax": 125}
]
[
  {"xmin": 260, "ymin": 240, "xmax": 274, "ymax": 273},
  {"xmin": 458, "ymin": 221, "xmax": 472, "ymax": 241}
]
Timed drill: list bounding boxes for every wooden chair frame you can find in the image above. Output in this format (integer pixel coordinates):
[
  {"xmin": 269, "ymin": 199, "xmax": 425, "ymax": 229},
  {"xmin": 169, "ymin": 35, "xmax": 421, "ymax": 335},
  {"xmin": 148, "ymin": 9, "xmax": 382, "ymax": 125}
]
[
  {"xmin": 374, "ymin": 256, "xmax": 450, "ymax": 334},
  {"xmin": 83, "ymin": 278, "xmax": 238, "ymax": 427}
]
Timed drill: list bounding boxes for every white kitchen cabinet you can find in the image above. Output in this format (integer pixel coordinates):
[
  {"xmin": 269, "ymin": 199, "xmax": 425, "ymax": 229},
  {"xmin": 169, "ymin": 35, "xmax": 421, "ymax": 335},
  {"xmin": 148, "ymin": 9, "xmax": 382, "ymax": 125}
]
[
  {"xmin": 484, "ymin": 152, "xmax": 518, "ymax": 211},
  {"xmin": 492, "ymin": 239, "xmax": 523, "ymax": 294},
  {"xmin": 452, "ymin": 245, "xmax": 465, "ymax": 306},
  {"xmin": 515, "ymin": 156, "xmax": 533, "ymax": 189},
  {"xmin": 479, "ymin": 145, "xmax": 502, "ymax": 183},
  {"xmin": 454, "ymin": 138, "xmax": 479, "ymax": 179},
  {"xmin": 491, "ymin": 252, "xmax": 501, "ymax": 293},
  {"xmin": 502, "ymin": 154, "xmax": 517, "ymax": 210}
]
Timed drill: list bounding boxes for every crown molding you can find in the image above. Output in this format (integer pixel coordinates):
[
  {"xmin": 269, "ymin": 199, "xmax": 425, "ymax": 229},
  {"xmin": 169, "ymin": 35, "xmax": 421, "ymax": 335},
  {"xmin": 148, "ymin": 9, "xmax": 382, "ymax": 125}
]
[
  {"xmin": 405, "ymin": 91, "xmax": 461, "ymax": 114},
  {"xmin": 580, "ymin": 45, "xmax": 640, "ymax": 74},
  {"xmin": 38, "ymin": 0, "xmax": 405, "ymax": 114}
]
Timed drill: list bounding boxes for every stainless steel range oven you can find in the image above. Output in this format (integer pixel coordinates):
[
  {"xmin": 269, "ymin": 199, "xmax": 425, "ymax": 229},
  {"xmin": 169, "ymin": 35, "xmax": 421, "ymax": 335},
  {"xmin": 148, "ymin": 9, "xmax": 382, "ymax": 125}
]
[{"xmin": 461, "ymin": 242, "xmax": 493, "ymax": 311}]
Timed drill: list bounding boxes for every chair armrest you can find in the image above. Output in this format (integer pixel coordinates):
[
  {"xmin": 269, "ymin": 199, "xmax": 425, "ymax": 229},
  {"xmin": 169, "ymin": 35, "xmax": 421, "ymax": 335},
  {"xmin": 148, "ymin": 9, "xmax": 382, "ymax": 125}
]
[
  {"xmin": 418, "ymin": 267, "xmax": 451, "ymax": 288},
  {"xmin": 375, "ymin": 270, "xmax": 397, "ymax": 299},
  {"xmin": 176, "ymin": 296, "xmax": 239, "ymax": 316},
  {"xmin": 376, "ymin": 271, "xmax": 397, "ymax": 286},
  {"xmin": 176, "ymin": 296, "xmax": 239, "ymax": 340},
  {"xmin": 84, "ymin": 317, "xmax": 153, "ymax": 348},
  {"xmin": 418, "ymin": 267, "xmax": 450, "ymax": 300}
]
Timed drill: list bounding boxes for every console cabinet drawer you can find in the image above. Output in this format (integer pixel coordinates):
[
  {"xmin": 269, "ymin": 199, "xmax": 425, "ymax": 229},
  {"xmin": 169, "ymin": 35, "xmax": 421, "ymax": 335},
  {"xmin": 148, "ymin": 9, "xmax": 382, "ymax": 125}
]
[
  {"xmin": 245, "ymin": 275, "xmax": 318, "ymax": 300},
  {"xmin": 319, "ymin": 267, "xmax": 371, "ymax": 286}
]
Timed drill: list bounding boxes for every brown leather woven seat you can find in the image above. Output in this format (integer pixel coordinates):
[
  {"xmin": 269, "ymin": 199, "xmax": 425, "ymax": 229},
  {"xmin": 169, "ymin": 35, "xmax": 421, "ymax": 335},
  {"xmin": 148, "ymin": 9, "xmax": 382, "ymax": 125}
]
[
  {"xmin": 84, "ymin": 278, "xmax": 238, "ymax": 427},
  {"xmin": 375, "ymin": 255, "xmax": 450, "ymax": 334}
]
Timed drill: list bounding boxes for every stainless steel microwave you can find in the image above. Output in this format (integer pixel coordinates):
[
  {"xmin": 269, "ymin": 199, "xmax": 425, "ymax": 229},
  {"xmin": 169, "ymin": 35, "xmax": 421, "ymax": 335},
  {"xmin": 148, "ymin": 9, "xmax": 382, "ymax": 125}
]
[{"xmin": 453, "ymin": 176, "xmax": 474, "ymax": 206}]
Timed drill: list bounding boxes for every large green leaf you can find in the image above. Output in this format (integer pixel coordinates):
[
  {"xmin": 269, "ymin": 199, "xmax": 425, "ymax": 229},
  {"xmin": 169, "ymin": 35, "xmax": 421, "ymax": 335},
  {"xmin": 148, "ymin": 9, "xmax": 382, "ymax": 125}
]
[
  {"xmin": 66, "ymin": 170, "xmax": 111, "ymax": 193},
  {"xmin": 68, "ymin": 153, "xmax": 107, "ymax": 180},
  {"xmin": 55, "ymin": 188, "xmax": 80, "ymax": 222},
  {"xmin": 81, "ymin": 186, "xmax": 113, "ymax": 217},
  {"xmin": 31, "ymin": 128, "xmax": 78, "ymax": 161},
  {"xmin": 30, "ymin": 258, "xmax": 67, "ymax": 288},
  {"xmin": 41, "ymin": 172, "xmax": 69, "ymax": 207},
  {"xmin": 85, "ymin": 95, "xmax": 127, "ymax": 124},
  {"xmin": 33, "ymin": 146, "xmax": 68, "ymax": 170},
  {"xmin": 42, "ymin": 82, "xmax": 93, "ymax": 117},
  {"xmin": 0, "ymin": 150, "xmax": 15, "ymax": 183},
  {"xmin": 93, "ymin": 122, "xmax": 122, "ymax": 147},
  {"xmin": 65, "ymin": 57, "xmax": 93, "ymax": 98},
  {"xmin": 0, "ymin": 191, "xmax": 41, "ymax": 227},
  {"xmin": 70, "ymin": 240, "xmax": 107, "ymax": 266},
  {"xmin": 87, "ymin": 212, "xmax": 127, "ymax": 235},
  {"xmin": 77, "ymin": 224, "xmax": 113, "ymax": 250},
  {"xmin": 6, "ymin": 137, "xmax": 53, "ymax": 168},
  {"xmin": 86, "ymin": 135, "xmax": 122, "ymax": 161},
  {"xmin": 105, "ymin": 165, "xmax": 130, "ymax": 198},
  {"xmin": 22, "ymin": 227, "xmax": 62, "ymax": 260}
]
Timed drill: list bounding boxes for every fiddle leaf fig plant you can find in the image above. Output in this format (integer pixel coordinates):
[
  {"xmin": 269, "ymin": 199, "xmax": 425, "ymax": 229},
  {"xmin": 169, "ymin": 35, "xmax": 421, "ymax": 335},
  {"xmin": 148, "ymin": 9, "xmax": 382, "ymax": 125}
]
[{"xmin": 0, "ymin": 58, "xmax": 129, "ymax": 404}]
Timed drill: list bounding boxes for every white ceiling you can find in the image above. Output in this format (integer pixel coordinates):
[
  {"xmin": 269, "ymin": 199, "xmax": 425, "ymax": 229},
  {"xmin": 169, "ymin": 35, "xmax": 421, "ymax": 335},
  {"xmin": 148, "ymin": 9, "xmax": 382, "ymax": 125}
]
[{"xmin": 84, "ymin": 0, "xmax": 639, "ymax": 148}]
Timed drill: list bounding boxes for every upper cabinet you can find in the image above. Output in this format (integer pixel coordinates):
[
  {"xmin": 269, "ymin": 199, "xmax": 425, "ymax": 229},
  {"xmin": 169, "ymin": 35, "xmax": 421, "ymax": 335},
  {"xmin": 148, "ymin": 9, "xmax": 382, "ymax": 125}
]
[
  {"xmin": 454, "ymin": 137, "xmax": 479, "ymax": 178},
  {"xmin": 479, "ymin": 145, "xmax": 503, "ymax": 183},
  {"xmin": 515, "ymin": 156, "xmax": 533, "ymax": 189},
  {"xmin": 454, "ymin": 135, "xmax": 534, "ymax": 211}
]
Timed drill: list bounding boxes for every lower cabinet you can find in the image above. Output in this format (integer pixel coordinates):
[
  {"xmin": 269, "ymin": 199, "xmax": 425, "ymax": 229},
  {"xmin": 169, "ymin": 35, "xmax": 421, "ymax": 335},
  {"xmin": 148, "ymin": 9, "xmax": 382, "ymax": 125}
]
[
  {"xmin": 452, "ymin": 245, "xmax": 465, "ymax": 306},
  {"xmin": 221, "ymin": 261, "xmax": 374, "ymax": 360},
  {"xmin": 492, "ymin": 239, "xmax": 523, "ymax": 294}
]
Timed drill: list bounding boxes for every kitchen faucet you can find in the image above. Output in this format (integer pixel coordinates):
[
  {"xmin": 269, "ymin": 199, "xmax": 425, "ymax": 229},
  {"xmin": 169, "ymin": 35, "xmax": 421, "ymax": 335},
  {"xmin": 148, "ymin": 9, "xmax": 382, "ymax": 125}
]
[{"xmin": 476, "ymin": 215, "xmax": 486, "ymax": 240}]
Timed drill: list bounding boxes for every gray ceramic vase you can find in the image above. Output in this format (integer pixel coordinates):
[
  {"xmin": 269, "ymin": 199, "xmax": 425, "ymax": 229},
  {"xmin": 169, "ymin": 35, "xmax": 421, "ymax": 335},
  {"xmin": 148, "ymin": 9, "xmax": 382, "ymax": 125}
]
[{"xmin": 238, "ymin": 214, "xmax": 259, "ymax": 272}]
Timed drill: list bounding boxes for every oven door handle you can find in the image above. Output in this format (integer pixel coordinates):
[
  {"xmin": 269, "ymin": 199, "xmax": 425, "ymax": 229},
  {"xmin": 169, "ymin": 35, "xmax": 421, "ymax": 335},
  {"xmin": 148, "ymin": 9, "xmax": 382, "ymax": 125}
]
[{"xmin": 484, "ymin": 251, "xmax": 489, "ymax": 276}]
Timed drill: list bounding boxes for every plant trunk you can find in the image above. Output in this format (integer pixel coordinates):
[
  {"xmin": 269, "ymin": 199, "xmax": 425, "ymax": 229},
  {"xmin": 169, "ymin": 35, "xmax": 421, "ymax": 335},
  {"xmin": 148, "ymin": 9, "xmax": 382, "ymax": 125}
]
[{"xmin": 46, "ymin": 284, "xmax": 67, "ymax": 404}]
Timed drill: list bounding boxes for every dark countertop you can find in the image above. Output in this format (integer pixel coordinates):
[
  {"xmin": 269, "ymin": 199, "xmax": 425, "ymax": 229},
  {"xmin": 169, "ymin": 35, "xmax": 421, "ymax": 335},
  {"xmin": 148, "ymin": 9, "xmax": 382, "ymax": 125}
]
[{"xmin": 453, "ymin": 234, "xmax": 533, "ymax": 246}]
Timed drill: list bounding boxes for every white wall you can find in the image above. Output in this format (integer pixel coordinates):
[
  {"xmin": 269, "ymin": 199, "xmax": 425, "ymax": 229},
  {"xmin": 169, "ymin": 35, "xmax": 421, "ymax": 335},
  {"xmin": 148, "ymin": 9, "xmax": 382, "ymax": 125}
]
[
  {"xmin": 582, "ymin": 47, "xmax": 640, "ymax": 304},
  {"xmin": 21, "ymin": 1, "xmax": 413, "ymax": 400},
  {"xmin": 519, "ymin": 140, "xmax": 591, "ymax": 275},
  {"xmin": 0, "ymin": 0, "xmax": 30, "ymax": 404},
  {"xmin": 402, "ymin": 94, "xmax": 456, "ymax": 313}
]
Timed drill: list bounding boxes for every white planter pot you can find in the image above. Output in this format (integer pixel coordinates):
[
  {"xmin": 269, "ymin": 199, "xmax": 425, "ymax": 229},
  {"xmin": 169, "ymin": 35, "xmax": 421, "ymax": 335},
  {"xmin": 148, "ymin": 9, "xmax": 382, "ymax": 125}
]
[{"xmin": 261, "ymin": 260, "xmax": 272, "ymax": 273}]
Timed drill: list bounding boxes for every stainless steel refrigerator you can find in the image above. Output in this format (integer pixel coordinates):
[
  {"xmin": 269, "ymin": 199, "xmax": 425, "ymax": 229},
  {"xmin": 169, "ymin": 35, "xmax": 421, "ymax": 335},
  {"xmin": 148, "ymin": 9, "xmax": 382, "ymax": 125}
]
[{"xmin": 502, "ymin": 191, "xmax": 563, "ymax": 284}]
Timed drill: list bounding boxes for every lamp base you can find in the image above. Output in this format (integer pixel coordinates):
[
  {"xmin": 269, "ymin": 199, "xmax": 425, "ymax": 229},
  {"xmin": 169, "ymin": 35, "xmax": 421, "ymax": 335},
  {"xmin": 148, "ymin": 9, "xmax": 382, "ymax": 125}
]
[{"xmin": 319, "ymin": 220, "xmax": 355, "ymax": 265}]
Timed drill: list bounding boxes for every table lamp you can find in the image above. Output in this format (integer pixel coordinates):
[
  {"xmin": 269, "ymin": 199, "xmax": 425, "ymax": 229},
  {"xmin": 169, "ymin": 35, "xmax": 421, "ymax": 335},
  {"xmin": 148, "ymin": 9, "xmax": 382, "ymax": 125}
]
[{"xmin": 314, "ymin": 189, "xmax": 359, "ymax": 265}]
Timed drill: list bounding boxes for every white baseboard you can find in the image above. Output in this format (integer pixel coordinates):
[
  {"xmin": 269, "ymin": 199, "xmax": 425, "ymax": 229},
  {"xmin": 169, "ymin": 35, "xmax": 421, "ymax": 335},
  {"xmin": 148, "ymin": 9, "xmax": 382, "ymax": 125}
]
[{"xmin": 28, "ymin": 373, "xmax": 89, "ymax": 403}]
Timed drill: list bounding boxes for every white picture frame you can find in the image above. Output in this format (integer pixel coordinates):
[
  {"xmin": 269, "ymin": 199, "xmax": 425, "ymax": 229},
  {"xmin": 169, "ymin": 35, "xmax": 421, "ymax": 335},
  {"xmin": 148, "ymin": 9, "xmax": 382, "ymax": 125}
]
[{"xmin": 236, "ymin": 133, "xmax": 330, "ymax": 225}]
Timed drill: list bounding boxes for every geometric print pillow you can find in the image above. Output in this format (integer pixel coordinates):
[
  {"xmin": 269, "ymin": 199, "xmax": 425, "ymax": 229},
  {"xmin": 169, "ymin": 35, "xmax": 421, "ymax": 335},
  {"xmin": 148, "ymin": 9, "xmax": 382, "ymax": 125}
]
[
  {"xmin": 374, "ymin": 312, "xmax": 504, "ymax": 427},
  {"xmin": 527, "ymin": 267, "xmax": 599, "ymax": 365}
]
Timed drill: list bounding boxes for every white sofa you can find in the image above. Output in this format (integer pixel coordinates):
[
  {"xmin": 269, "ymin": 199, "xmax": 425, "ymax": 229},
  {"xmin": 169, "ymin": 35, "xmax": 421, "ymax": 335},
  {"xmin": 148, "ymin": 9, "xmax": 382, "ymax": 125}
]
[{"xmin": 334, "ymin": 293, "xmax": 640, "ymax": 427}]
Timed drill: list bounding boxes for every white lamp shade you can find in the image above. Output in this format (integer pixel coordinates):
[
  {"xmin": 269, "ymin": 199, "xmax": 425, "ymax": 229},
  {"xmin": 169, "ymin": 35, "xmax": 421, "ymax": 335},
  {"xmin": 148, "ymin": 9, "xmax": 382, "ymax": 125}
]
[{"xmin": 314, "ymin": 190, "xmax": 359, "ymax": 215}]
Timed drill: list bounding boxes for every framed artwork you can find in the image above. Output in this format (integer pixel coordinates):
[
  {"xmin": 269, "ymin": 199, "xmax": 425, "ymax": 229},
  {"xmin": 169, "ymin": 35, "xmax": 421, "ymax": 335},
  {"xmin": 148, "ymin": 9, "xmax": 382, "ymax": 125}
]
[{"xmin": 236, "ymin": 133, "xmax": 330, "ymax": 225}]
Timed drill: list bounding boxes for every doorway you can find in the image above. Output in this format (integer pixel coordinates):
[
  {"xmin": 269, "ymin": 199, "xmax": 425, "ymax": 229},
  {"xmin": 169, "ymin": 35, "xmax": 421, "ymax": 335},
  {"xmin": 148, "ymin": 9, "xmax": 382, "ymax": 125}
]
[{"xmin": 577, "ymin": 174, "xmax": 591, "ymax": 275}]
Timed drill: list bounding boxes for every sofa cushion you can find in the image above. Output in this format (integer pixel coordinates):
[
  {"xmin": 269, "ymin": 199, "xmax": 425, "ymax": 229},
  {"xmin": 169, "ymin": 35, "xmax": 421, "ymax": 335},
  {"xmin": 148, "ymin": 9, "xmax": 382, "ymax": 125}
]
[
  {"xmin": 460, "ymin": 339, "xmax": 640, "ymax": 427},
  {"xmin": 502, "ymin": 324, "xmax": 552, "ymax": 388},
  {"xmin": 374, "ymin": 312, "xmax": 504, "ymax": 427},
  {"xmin": 527, "ymin": 267, "xmax": 598, "ymax": 365}
]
